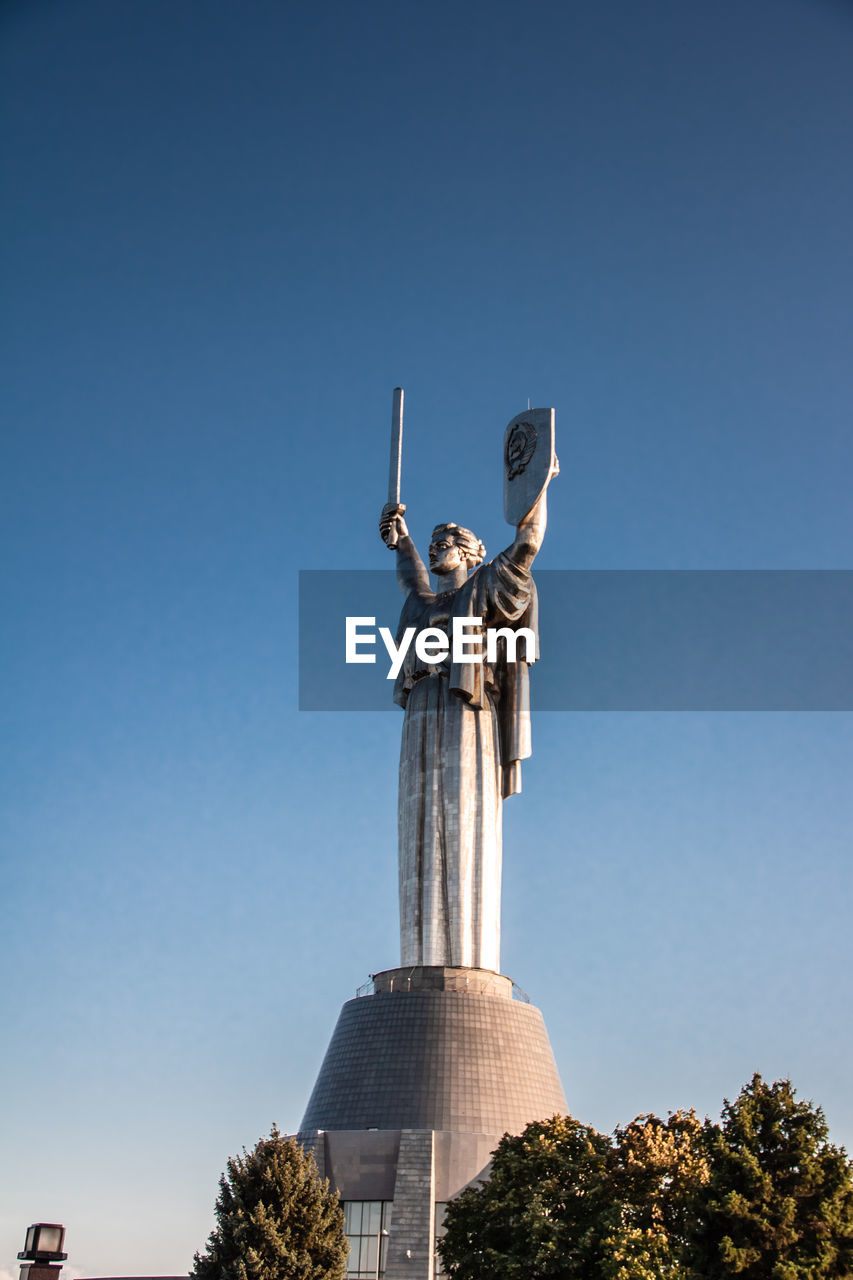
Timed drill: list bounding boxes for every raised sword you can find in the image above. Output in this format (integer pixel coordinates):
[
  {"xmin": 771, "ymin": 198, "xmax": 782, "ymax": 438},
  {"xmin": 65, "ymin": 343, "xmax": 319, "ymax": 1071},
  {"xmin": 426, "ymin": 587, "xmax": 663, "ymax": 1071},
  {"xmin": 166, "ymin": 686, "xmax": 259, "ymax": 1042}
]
[{"xmin": 386, "ymin": 386, "xmax": 405, "ymax": 549}]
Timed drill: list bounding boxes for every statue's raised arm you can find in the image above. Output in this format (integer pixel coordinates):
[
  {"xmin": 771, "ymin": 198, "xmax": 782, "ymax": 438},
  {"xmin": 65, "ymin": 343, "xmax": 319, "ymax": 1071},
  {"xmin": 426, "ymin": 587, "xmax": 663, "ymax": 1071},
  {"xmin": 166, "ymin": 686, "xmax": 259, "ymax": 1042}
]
[
  {"xmin": 506, "ymin": 485, "xmax": 551, "ymax": 570},
  {"xmin": 379, "ymin": 501, "xmax": 430, "ymax": 596}
]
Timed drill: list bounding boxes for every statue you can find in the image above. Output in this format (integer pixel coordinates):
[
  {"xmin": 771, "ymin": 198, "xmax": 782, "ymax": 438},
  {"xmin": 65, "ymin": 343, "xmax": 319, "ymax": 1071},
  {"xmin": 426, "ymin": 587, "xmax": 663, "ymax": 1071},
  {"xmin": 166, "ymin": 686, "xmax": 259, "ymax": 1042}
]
[{"xmin": 379, "ymin": 394, "xmax": 557, "ymax": 973}]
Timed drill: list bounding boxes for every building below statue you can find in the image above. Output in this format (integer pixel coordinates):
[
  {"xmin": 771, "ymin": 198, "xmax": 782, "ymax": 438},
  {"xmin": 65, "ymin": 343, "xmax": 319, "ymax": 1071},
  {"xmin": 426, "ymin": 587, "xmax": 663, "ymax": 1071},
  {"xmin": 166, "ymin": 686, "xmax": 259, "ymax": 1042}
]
[{"xmin": 298, "ymin": 966, "xmax": 566, "ymax": 1280}]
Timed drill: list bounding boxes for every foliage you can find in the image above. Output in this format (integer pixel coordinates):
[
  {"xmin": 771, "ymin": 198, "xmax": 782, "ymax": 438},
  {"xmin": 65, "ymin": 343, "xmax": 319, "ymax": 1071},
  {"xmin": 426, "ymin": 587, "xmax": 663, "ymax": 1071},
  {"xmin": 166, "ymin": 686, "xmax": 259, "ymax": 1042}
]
[
  {"xmin": 693, "ymin": 1073, "xmax": 853, "ymax": 1279},
  {"xmin": 438, "ymin": 1079, "xmax": 853, "ymax": 1280},
  {"xmin": 438, "ymin": 1114, "xmax": 616, "ymax": 1278},
  {"xmin": 602, "ymin": 1110, "xmax": 709, "ymax": 1280},
  {"xmin": 437, "ymin": 1113, "xmax": 707, "ymax": 1278},
  {"xmin": 192, "ymin": 1126, "xmax": 348, "ymax": 1280}
]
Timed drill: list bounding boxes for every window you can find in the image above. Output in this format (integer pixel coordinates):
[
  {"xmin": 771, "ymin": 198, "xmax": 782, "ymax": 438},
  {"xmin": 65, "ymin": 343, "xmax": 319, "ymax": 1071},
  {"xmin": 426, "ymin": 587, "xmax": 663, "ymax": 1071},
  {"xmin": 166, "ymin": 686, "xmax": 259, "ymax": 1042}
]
[
  {"xmin": 434, "ymin": 1202, "xmax": 448, "ymax": 1277},
  {"xmin": 343, "ymin": 1201, "xmax": 392, "ymax": 1279}
]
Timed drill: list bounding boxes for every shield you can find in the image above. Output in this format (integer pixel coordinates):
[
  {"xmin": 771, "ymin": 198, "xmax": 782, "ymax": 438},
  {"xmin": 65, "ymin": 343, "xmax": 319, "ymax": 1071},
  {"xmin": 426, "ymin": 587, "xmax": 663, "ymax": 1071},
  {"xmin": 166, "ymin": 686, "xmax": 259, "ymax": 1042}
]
[{"xmin": 503, "ymin": 407, "xmax": 556, "ymax": 525}]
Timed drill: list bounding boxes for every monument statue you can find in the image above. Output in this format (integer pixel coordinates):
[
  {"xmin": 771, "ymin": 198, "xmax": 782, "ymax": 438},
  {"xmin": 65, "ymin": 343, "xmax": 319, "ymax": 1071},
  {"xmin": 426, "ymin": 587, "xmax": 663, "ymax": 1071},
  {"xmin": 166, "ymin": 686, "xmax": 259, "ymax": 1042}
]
[
  {"xmin": 298, "ymin": 397, "xmax": 567, "ymax": 1273},
  {"xmin": 379, "ymin": 394, "xmax": 558, "ymax": 973}
]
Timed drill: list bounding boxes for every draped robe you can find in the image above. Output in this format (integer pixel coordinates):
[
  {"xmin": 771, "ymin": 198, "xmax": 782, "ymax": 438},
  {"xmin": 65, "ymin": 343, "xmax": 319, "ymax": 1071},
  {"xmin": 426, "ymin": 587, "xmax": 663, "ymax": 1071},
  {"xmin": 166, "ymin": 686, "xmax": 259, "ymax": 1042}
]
[{"xmin": 392, "ymin": 549, "xmax": 538, "ymax": 971}]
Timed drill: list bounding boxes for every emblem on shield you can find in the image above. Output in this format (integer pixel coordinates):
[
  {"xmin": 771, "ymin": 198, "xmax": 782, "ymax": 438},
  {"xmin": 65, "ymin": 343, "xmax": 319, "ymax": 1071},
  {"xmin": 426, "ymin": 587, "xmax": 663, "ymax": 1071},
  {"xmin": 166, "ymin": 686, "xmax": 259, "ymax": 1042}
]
[
  {"xmin": 503, "ymin": 407, "xmax": 557, "ymax": 525},
  {"xmin": 506, "ymin": 421, "xmax": 538, "ymax": 480}
]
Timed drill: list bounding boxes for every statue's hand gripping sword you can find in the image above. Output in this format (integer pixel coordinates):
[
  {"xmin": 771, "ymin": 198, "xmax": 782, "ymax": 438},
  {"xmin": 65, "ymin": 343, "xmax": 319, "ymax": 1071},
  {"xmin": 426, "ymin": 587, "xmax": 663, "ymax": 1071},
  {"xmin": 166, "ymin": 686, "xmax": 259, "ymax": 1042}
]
[{"xmin": 385, "ymin": 386, "xmax": 405, "ymax": 549}]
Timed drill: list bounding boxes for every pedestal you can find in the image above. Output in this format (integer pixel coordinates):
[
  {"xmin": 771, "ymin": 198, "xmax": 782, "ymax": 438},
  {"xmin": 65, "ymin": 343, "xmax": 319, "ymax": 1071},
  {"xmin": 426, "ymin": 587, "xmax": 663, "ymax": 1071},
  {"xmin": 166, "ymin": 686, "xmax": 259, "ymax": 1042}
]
[{"xmin": 299, "ymin": 966, "xmax": 566, "ymax": 1279}]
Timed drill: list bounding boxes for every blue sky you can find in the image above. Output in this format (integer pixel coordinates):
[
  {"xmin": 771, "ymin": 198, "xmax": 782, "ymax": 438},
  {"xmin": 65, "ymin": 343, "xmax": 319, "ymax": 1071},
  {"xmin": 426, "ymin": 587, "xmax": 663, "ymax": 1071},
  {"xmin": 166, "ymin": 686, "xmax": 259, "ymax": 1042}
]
[{"xmin": 2, "ymin": 0, "xmax": 852, "ymax": 1274}]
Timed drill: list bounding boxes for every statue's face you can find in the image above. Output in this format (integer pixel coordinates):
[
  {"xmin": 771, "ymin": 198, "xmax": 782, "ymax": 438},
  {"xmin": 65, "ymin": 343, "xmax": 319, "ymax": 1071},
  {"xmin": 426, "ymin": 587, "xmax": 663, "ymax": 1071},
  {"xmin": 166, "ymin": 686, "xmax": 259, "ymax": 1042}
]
[{"xmin": 429, "ymin": 535, "xmax": 465, "ymax": 575}]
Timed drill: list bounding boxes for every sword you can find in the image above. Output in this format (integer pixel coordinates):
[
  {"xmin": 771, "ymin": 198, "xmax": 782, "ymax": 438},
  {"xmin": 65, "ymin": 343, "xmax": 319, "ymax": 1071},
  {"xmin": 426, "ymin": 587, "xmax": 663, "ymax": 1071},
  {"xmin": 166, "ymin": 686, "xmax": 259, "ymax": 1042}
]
[{"xmin": 386, "ymin": 386, "xmax": 405, "ymax": 549}]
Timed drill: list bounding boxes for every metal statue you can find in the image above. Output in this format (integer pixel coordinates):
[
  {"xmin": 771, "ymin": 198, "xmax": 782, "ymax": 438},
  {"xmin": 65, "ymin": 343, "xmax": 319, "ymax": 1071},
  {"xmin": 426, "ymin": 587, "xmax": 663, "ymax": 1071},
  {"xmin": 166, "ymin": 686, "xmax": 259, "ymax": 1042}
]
[{"xmin": 380, "ymin": 392, "xmax": 558, "ymax": 972}]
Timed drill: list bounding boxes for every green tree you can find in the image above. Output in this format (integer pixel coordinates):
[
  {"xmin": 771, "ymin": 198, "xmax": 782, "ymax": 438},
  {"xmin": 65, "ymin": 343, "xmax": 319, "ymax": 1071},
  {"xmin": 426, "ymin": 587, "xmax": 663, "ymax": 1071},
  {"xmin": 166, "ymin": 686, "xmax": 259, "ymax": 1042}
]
[
  {"xmin": 438, "ymin": 1080, "xmax": 853, "ymax": 1280},
  {"xmin": 603, "ymin": 1111, "xmax": 709, "ymax": 1280},
  {"xmin": 438, "ymin": 1114, "xmax": 618, "ymax": 1278},
  {"xmin": 438, "ymin": 1112, "xmax": 708, "ymax": 1279},
  {"xmin": 192, "ymin": 1126, "xmax": 348, "ymax": 1280},
  {"xmin": 691, "ymin": 1074, "xmax": 853, "ymax": 1279}
]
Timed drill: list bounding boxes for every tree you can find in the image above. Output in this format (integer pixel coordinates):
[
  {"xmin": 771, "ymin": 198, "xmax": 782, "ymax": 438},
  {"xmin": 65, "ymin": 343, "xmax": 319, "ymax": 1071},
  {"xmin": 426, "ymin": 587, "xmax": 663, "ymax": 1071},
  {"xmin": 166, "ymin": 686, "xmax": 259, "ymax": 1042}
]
[
  {"xmin": 438, "ymin": 1114, "xmax": 616, "ymax": 1278},
  {"xmin": 192, "ymin": 1126, "xmax": 348, "ymax": 1280},
  {"xmin": 602, "ymin": 1111, "xmax": 709, "ymax": 1280},
  {"xmin": 438, "ymin": 1112, "xmax": 708, "ymax": 1279},
  {"xmin": 438, "ymin": 1081, "xmax": 853, "ymax": 1279},
  {"xmin": 691, "ymin": 1074, "xmax": 853, "ymax": 1279}
]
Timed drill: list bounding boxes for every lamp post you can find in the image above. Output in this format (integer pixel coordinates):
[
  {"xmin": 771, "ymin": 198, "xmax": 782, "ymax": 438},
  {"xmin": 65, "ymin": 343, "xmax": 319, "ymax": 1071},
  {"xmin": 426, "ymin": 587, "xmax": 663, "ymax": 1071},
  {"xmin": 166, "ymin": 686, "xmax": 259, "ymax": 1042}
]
[{"xmin": 18, "ymin": 1224, "xmax": 67, "ymax": 1280}]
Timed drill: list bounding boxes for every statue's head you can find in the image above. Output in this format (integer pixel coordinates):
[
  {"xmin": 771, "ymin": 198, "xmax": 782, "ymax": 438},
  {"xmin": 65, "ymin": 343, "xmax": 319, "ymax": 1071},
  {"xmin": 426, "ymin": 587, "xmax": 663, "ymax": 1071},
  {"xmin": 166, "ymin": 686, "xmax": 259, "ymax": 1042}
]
[{"xmin": 429, "ymin": 523, "xmax": 486, "ymax": 576}]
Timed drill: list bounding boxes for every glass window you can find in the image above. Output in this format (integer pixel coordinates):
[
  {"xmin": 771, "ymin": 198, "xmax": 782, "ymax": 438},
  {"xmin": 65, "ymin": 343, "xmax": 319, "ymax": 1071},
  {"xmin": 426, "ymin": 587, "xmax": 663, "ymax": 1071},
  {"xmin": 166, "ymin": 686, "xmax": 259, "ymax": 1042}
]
[
  {"xmin": 344, "ymin": 1202, "xmax": 362, "ymax": 1235},
  {"xmin": 342, "ymin": 1200, "xmax": 392, "ymax": 1279},
  {"xmin": 434, "ymin": 1202, "xmax": 449, "ymax": 1278},
  {"xmin": 362, "ymin": 1236, "xmax": 379, "ymax": 1273}
]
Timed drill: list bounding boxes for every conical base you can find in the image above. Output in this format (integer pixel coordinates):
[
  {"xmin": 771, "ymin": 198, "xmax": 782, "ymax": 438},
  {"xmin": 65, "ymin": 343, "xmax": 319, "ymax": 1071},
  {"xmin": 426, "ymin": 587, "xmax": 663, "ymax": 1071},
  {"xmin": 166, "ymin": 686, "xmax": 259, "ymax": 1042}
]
[
  {"xmin": 300, "ymin": 965, "xmax": 565, "ymax": 1135},
  {"xmin": 298, "ymin": 967, "xmax": 566, "ymax": 1279}
]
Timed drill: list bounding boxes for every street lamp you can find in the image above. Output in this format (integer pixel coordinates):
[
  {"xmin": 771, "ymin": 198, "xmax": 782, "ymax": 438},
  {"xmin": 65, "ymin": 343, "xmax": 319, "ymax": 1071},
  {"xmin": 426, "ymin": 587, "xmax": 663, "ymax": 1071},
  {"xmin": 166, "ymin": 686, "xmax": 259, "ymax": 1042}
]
[{"xmin": 18, "ymin": 1224, "xmax": 67, "ymax": 1280}]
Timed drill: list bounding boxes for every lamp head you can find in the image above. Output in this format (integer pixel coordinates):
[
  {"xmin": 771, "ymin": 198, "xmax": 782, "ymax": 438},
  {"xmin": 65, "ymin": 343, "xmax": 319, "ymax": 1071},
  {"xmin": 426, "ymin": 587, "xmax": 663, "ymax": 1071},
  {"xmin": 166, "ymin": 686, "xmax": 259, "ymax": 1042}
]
[{"xmin": 18, "ymin": 1224, "xmax": 67, "ymax": 1263}]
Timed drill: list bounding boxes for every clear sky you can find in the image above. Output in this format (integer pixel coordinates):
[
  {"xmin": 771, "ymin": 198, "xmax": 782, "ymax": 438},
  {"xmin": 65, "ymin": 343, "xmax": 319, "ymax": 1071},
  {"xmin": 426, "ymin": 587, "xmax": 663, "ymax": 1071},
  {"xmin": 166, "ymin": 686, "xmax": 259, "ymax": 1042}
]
[{"xmin": 2, "ymin": 0, "xmax": 852, "ymax": 1275}]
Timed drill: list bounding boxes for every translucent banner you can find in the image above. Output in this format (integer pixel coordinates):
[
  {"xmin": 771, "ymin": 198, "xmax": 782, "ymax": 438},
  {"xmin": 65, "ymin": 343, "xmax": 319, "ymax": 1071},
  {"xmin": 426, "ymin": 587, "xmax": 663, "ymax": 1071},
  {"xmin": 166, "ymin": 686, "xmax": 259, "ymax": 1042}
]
[{"xmin": 298, "ymin": 570, "xmax": 853, "ymax": 711}]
